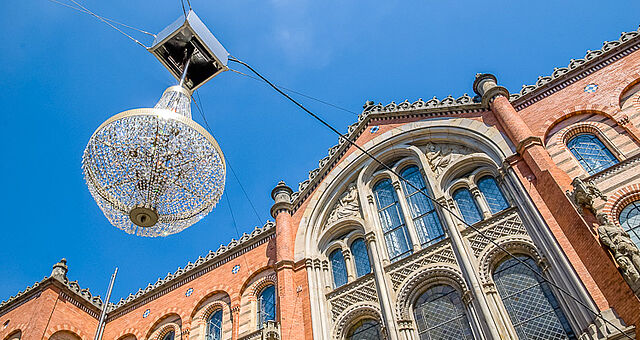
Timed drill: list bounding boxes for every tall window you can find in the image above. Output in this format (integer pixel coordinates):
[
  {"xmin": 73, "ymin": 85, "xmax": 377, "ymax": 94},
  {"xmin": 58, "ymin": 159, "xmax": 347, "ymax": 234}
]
[
  {"xmin": 477, "ymin": 176, "xmax": 509, "ymax": 214},
  {"xmin": 374, "ymin": 179, "xmax": 412, "ymax": 261},
  {"xmin": 346, "ymin": 319, "xmax": 382, "ymax": 340},
  {"xmin": 493, "ymin": 256, "xmax": 576, "ymax": 340},
  {"xmin": 350, "ymin": 238, "xmax": 371, "ymax": 277},
  {"xmin": 567, "ymin": 133, "xmax": 618, "ymax": 175},
  {"xmin": 206, "ymin": 310, "xmax": 223, "ymax": 340},
  {"xmin": 453, "ymin": 188, "xmax": 482, "ymax": 224},
  {"xmin": 330, "ymin": 249, "xmax": 348, "ymax": 287},
  {"xmin": 619, "ymin": 200, "xmax": 640, "ymax": 248},
  {"xmin": 401, "ymin": 166, "xmax": 446, "ymax": 246},
  {"xmin": 257, "ymin": 285, "xmax": 276, "ymax": 328},
  {"xmin": 162, "ymin": 331, "xmax": 175, "ymax": 340},
  {"xmin": 413, "ymin": 285, "xmax": 473, "ymax": 340}
]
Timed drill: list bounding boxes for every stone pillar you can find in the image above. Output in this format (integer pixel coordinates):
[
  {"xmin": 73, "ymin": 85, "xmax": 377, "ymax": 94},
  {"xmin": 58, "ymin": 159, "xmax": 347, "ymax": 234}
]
[
  {"xmin": 315, "ymin": 259, "xmax": 331, "ymax": 340},
  {"xmin": 365, "ymin": 232, "xmax": 400, "ymax": 340},
  {"xmin": 231, "ymin": 304, "xmax": 240, "ymax": 340},
  {"xmin": 270, "ymin": 181, "xmax": 298, "ymax": 336},
  {"xmin": 342, "ymin": 249, "xmax": 356, "ymax": 282},
  {"xmin": 436, "ymin": 198, "xmax": 504, "ymax": 339},
  {"xmin": 305, "ymin": 259, "xmax": 324, "ymax": 340},
  {"xmin": 470, "ymin": 186, "xmax": 492, "ymax": 219},
  {"xmin": 397, "ymin": 320, "xmax": 417, "ymax": 340}
]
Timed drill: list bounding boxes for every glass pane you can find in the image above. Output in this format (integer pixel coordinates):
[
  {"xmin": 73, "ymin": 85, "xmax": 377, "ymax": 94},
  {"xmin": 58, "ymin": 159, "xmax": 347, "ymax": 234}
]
[
  {"xmin": 619, "ymin": 200, "xmax": 640, "ymax": 249},
  {"xmin": 477, "ymin": 176, "xmax": 509, "ymax": 214},
  {"xmin": 346, "ymin": 319, "xmax": 382, "ymax": 340},
  {"xmin": 374, "ymin": 179, "xmax": 412, "ymax": 261},
  {"xmin": 567, "ymin": 134, "xmax": 618, "ymax": 175},
  {"xmin": 413, "ymin": 213, "xmax": 446, "ymax": 246},
  {"xmin": 413, "ymin": 285, "xmax": 474, "ymax": 340},
  {"xmin": 401, "ymin": 166, "xmax": 446, "ymax": 246},
  {"xmin": 453, "ymin": 188, "xmax": 482, "ymax": 224},
  {"xmin": 258, "ymin": 285, "xmax": 276, "ymax": 327},
  {"xmin": 493, "ymin": 256, "xmax": 576, "ymax": 340},
  {"xmin": 162, "ymin": 332, "xmax": 174, "ymax": 340},
  {"xmin": 401, "ymin": 165, "xmax": 424, "ymax": 195},
  {"xmin": 206, "ymin": 310, "xmax": 223, "ymax": 340},
  {"xmin": 350, "ymin": 239, "xmax": 371, "ymax": 277},
  {"xmin": 330, "ymin": 249, "xmax": 348, "ymax": 287}
]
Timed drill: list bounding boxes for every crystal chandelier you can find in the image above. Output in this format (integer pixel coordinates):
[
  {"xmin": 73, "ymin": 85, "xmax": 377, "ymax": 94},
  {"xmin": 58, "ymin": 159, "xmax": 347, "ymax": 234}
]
[{"xmin": 82, "ymin": 11, "xmax": 229, "ymax": 237}]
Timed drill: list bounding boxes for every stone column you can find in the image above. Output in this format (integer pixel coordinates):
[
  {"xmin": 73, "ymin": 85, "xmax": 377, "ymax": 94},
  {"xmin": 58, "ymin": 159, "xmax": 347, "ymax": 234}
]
[
  {"xmin": 270, "ymin": 181, "xmax": 298, "ymax": 337},
  {"xmin": 397, "ymin": 319, "xmax": 417, "ymax": 340},
  {"xmin": 231, "ymin": 304, "xmax": 240, "ymax": 340},
  {"xmin": 314, "ymin": 259, "xmax": 331, "ymax": 339},
  {"xmin": 482, "ymin": 282, "xmax": 518, "ymax": 339},
  {"xmin": 305, "ymin": 259, "xmax": 324, "ymax": 340},
  {"xmin": 436, "ymin": 198, "xmax": 503, "ymax": 339},
  {"xmin": 470, "ymin": 186, "xmax": 492, "ymax": 219},
  {"xmin": 366, "ymin": 232, "xmax": 400, "ymax": 340},
  {"xmin": 343, "ymin": 249, "xmax": 356, "ymax": 282}
]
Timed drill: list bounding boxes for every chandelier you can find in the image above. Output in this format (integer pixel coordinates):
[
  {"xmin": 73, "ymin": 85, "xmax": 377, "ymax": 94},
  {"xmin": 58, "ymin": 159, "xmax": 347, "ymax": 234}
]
[{"xmin": 82, "ymin": 11, "xmax": 229, "ymax": 237}]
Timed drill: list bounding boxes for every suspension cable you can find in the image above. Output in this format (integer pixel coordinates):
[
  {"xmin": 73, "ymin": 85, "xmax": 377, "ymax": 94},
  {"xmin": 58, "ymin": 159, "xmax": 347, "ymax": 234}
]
[{"xmin": 228, "ymin": 56, "xmax": 633, "ymax": 340}]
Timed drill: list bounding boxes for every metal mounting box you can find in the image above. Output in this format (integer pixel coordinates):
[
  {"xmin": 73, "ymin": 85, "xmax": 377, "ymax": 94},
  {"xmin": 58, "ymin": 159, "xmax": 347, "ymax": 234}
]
[{"xmin": 148, "ymin": 10, "xmax": 229, "ymax": 91}]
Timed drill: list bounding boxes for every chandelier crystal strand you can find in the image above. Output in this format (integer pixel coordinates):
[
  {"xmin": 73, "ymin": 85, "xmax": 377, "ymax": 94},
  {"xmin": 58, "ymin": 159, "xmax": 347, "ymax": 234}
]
[{"xmin": 82, "ymin": 86, "xmax": 225, "ymax": 237}]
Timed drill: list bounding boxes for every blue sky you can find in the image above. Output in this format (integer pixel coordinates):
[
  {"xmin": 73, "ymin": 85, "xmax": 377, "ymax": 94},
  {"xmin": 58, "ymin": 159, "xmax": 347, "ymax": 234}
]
[{"xmin": 1, "ymin": 0, "xmax": 639, "ymax": 304}]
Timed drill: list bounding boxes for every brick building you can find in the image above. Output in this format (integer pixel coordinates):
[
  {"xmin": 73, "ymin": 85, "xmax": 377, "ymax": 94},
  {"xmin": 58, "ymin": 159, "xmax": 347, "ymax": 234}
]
[{"xmin": 2, "ymin": 24, "xmax": 640, "ymax": 340}]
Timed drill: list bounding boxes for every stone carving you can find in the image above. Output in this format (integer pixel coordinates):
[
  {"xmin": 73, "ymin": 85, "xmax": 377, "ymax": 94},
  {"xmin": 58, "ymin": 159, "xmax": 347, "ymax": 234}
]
[
  {"xmin": 597, "ymin": 213, "xmax": 640, "ymax": 288},
  {"xmin": 424, "ymin": 142, "xmax": 474, "ymax": 176},
  {"xmin": 567, "ymin": 177, "xmax": 606, "ymax": 214},
  {"xmin": 326, "ymin": 184, "xmax": 361, "ymax": 225}
]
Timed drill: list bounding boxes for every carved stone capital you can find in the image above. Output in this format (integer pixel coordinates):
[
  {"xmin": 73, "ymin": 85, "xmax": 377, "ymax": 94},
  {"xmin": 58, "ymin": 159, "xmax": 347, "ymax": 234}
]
[
  {"xmin": 365, "ymin": 232, "xmax": 377, "ymax": 245},
  {"xmin": 367, "ymin": 195, "xmax": 374, "ymax": 205},
  {"xmin": 392, "ymin": 181, "xmax": 402, "ymax": 191},
  {"xmin": 342, "ymin": 249, "xmax": 352, "ymax": 260},
  {"xmin": 483, "ymin": 282, "xmax": 497, "ymax": 294},
  {"xmin": 305, "ymin": 258, "xmax": 314, "ymax": 269},
  {"xmin": 462, "ymin": 290, "xmax": 474, "ymax": 305}
]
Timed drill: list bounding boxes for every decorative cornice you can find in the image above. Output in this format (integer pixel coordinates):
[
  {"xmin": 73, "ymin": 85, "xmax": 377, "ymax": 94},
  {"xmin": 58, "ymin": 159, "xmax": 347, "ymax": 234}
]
[
  {"xmin": 107, "ymin": 220, "xmax": 275, "ymax": 318},
  {"xmin": 510, "ymin": 26, "xmax": 640, "ymax": 109}
]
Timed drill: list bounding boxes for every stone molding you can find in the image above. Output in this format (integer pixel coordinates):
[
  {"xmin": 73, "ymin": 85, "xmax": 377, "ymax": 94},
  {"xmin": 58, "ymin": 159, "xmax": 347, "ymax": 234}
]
[
  {"xmin": 477, "ymin": 235, "xmax": 541, "ymax": 283},
  {"xmin": 332, "ymin": 301, "xmax": 383, "ymax": 340}
]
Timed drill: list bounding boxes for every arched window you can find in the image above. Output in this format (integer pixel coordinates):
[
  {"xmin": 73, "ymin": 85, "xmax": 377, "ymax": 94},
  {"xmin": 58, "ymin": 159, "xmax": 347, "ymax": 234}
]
[
  {"xmin": 330, "ymin": 249, "xmax": 348, "ymax": 287},
  {"xmin": 567, "ymin": 133, "xmax": 618, "ymax": 175},
  {"xmin": 161, "ymin": 331, "xmax": 175, "ymax": 340},
  {"xmin": 453, "ymin": 188, "xmax": 482, "ymax": 224},
  {"xmin": 413, "ymin": 285, "xmax": 473, "ymax": 340},
  {"xmin": 401, "ymin": 166, "xmax": 446, "ymax": 246},
  {"xmin": 477, "ymin": 176, "xmax": 509, "ymax": 214},
  {"xmin": 350, "ymin": 239, "xmax": 371, "ymax": 277},
  {"xmin": 373, "ymin": 179, "xmax": 412, "ymax": 261},
  {"xmin": 619, "ymin": 200, "xmax": 640, "ymax": 248},
  {"xmin": 206, "ymin": 310, "xmax": 223, "ymax": 340},
  {"xmin": 493, "ymin": 256, "xmax": 576, "ymax": 340},
  {"xmin": 257, "ymin": 285, "xmax": 276, "ymax": 328},
  {"xmin": 346, "ymin": 319, "xmax": 382, "ymax": 340}
]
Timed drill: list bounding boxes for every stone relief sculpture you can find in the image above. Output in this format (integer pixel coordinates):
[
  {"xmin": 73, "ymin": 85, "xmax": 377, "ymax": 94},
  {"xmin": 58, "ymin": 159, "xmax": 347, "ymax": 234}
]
[
  {"xmin": 567, "ymin": 177, "xmax": 607, "ymax": 214},
  {"xmin": 326, "ymin": 184, "xmax": 361, "ymax": 225},
  {"xmin": 597, "ymin": 213, "xmax": 640, "ymax": 290},
  {"xmin": 424, "ymin": 142, "xmax": 473, "ymax": 176}
]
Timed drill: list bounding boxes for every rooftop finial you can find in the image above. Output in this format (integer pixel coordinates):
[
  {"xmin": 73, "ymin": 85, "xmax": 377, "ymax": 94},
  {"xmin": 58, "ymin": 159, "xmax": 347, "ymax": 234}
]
[{"xmin": 51, "ymin": 258, "xmax": 68, "ymax": 280}]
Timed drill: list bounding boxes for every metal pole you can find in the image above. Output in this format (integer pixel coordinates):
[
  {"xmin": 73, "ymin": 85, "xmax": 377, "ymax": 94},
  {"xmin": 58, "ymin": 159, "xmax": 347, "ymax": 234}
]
[
  {"xmin": 94, "ymin": 267, "xmax": 118, "ymax": 340},
  {"xmin": 179, "ymin": 45, "xmax": 194, "ymax": 88}
]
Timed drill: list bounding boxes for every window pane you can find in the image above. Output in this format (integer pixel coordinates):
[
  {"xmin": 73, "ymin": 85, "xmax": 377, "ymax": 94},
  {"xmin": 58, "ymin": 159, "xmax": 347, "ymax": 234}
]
[
  {"xmin": 374, "ymin": 179, "xmax": 412, "ymax": 261},
  {"xmin": 477, "ymin": 176, "xmax": 509, "ymax": 214},
  {"xmin": 330, "ymin": 249, "xmax": 348, "ymax": 287},
  {"xmin": 493, "ymin": 256, "xmax": 576, "ymax": 340},
  {"xmin": 567, "ymin": 134, "xmax": 618, "ymax": 175},
  {"xmin": 350, "ymin": 239, "xmax": 371, "ymax": 277},
  {"xmin": 453, "ymin": 188, "xmax": 482, "ymax": 224},
  {"xmin": 206, "ymin": 310, "xmax": 223, "ymax": 340},
  {"xmin": 413, "ymin": 285, "xmax": 474, "ymax": 340},
  {"xmin": 401, "ymin": 166, "xmax": 446, "ymax": 246},
  {"xmin": 162, "ymin": 332, "xmax": 174, "ymax": 340},
  {"xmin": 346, "ymin": 319, "xmax": 382, "ymax": 340},
  {"xmin": 258, "ymin": 285, "xmax": 276, "ymax": 327},
  {"xmin": 619, "ymin": 200, "xmax": 640, "ymax": 248}
]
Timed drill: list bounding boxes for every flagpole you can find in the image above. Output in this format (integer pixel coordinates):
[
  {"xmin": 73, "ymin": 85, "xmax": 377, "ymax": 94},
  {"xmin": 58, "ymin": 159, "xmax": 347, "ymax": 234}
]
[{"xmin": 94, "ymin": 267, "xmax": 118, "ymax": 340}]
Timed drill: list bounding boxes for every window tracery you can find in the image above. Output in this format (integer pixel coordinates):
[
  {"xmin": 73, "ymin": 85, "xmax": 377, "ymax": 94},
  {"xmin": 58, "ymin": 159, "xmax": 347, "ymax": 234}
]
[
  {"xmin": 206, "ymin": 309, "xmax": 223, "ymax": 340},
  {"xmin": 345, "ymin": 319, "xmax": 382, "ymax": 340},
  {"xmin": 619, "ymin": 200, "xmax": 640, "ymax": 248},
  {"xmin": 477, "ymin": 176, "xmax": 509, "ymax": 214},
  {"xmin": 350, "ymin": 238, "xmax": 371, "ymax": 278},
  {"xmin": 401, "ymin": 166, "xmax": 446, "ymax": 246},
  {"xmin": 453, "ymin": 188, "xmax": 482, "ymax": 224},
  {"xmin": 330, "ymin": 249, "xmax": 348, "ymax": 287},
  {"xmin": 373, "ymin": 178, "xmax": 412, "ymax": 261},
  {"xmin": 257, "ymin": 285, "xmax": 276, "ymax": 328},
  {"xmin": 492, "ymin": 256, "xmax": 576, "ymax": 340},
  {"xmin": 566, "ymin": 133, "xmax": 618, "ymax": 175},
  {"xmin": 412, "ymin": 285, "xmax": 473, "ymax": 340}
]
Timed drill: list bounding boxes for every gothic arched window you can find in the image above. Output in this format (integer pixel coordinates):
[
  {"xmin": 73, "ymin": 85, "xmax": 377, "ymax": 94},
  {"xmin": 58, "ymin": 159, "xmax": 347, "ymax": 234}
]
[
  {"xmin": 401, "ymin": 166, "xmax": 446, "ymax": 246},
  {"xmin": 567, "ymin": 133, "xmax": 618, "ymax": 175},
  {"xmin": 453, "ymin": 188, "xmax": 482, "ymax": 224},
  {"xmin": 477, "ymin": 176, "xmax": 509, "ymax": 214},
  {"xmin": 257, "ymin": 285, "xmax": 276, "ymax": 328},
  {"xmin": 162, "ymin": 331, "xmax": 175, "ymax": 340},
  {"xmin": 493, "ymin": 256, "xmax": 576, "ymax": 340},
  {"xmin": 619, "ymin": 200, "xmax": 640, "ymax": 248},
  {"xmin": 206, "ymin": 309, "xmax": 223, "ymax": 340},
  {"xmin": 330, "ymin": 249, "xmax": 348, "ymax": 287},
  {"xmin": 413, "ymin": 285, "xmax": 473, "ymax": 340},
  {"xmin": 346, "ymin": 319, "xmax": 382, "ymax": 340},
  {"xmin": 373, "ymin": 179, "xmax": 412, "ymax": 261},
  {"xmin": 350, "ymin": 238, "xmax": 371, "ymax": 277}
]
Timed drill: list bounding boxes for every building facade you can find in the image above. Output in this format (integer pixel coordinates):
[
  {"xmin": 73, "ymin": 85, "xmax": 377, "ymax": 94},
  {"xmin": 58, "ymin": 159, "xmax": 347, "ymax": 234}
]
[{"xmin": 3, "ymin": 25, "xmax": 640, "ymax": 340}]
